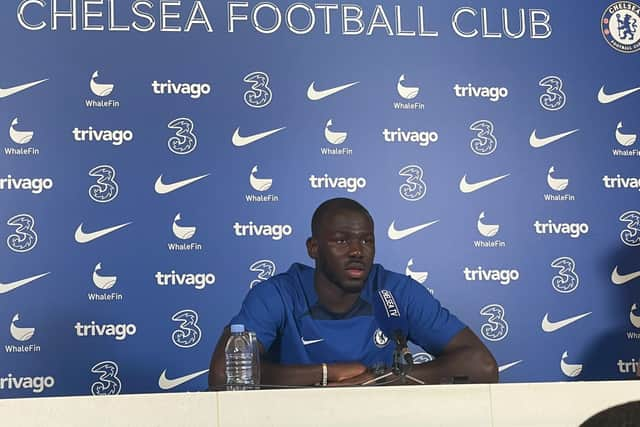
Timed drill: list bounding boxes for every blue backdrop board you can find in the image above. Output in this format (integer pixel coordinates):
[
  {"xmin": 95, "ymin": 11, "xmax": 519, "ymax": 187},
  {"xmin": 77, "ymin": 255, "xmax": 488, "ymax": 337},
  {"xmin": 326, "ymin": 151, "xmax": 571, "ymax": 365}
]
[{"xmin": 1, "ymin": 0, "xmax": 639, "ymax": 398}]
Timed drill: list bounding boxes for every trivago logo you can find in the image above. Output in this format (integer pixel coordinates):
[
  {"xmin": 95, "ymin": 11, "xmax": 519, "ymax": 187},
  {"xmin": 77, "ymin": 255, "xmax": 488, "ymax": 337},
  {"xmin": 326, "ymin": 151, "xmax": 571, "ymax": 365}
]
[
  {"xmin": 0, "ymin": 175, "xmax": 53, "ymax": 194},
  {"xmin": 72, "ymin": 127, "xmax": 133, "ymax": 146},
  {"xmin": 602, "ymin": 174, "xmax": 640, "ymax": 190},
  {"xmin": 533, "ymin": 220, "xmax": 590, "ymax": 238},
  {"xmin": 151, "ymin": 80, "xmax": 211, "ymax": 99},
  {"xmin": 74, "ymin": 321, "xmax": 137, "ymax": 341},
  {"xmin": 463, "ymin": 266, "xmax": 520, "ymax": 285},
  {"xmin": 453, "ymin": 83, "xmax": 509, "ymax": 102},
  {"xmin": 0, "ymin": 373, "xmax": 55, "ymax": 394},
  {"xmin": 155, "ymin": 271, "xmax": 215, "ymax": 290},
  {"xmin": 308, "ymin": 174, "xmax": 366, "ymax": 193},
  {"xmin": 233, "ymin": 222, "xmax": 292, "ymax": 240}
]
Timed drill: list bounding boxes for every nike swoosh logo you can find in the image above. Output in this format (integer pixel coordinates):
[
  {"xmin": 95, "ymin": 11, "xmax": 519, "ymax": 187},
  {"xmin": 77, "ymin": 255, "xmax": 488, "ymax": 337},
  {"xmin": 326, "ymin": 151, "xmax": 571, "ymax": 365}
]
[
  {"xmin": 598, "ymin": 85, "xmax": 640, "ymax": 104},
  {"xmin": 529, "ymin": 129, "xmax": 579, "ymax": 148},
  {"xmin": 498, "ymin": 360, "xmax": 523, "ymax": 373},
  {"xmin": 0, "ymin": 272, "xmax": 50, "ymax": 295},
  {"xmin": 154, "ymin": 173, "xmax": 210, "ymax": 194},
  {"xmin": 232, "ymin": 127, "xmax": 286, "ymax": 147},
  {"xmin": 301, "ymin": 337, "xmax": 324, "ymax": 346},
  {"xmin": 459, "ymin": 174, "xmax": 510, "ymax": 193},
  {"xmin": 611, "ymin": 266, "xmax": 640, "ymax": 285},
  {"xmin": 307, "ymin": 81, "xmax": 359, "ymax": 101},
  {"xmin": 388, "ymin": 220, "xmax": 439, "ymax": 240},
  {"xmin": 75, "ymin": 222, "xmax": 132, "ymax": 243},
  {"xmin": 0, "ymin": 79, "xmax": 48, "ymax": 98},
  {"xmin": 158, "ymin": 369, "xmax": 208, "ymax": 390},
  {"xmin": 541, "ymin": 312, "xmax": 592, "ymax": 333}
]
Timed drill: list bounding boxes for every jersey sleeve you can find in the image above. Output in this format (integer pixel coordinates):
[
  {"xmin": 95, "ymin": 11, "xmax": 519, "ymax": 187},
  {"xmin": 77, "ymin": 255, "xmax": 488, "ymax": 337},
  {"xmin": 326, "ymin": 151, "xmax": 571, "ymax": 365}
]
[
  {"xmin": 230, "ymin": 280, "xmax": 286, "ymax": 352},
  {"xmin": 404, "ymin": 280, "xmax": 466, "ymax": 356}
]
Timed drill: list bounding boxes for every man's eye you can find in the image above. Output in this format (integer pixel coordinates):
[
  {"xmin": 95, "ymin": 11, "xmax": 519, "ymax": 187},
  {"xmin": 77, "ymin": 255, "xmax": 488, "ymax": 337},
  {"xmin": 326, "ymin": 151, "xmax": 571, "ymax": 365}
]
[{"xmin": 335, "ymin": 239, "xmax": 347, "ymax": 244}]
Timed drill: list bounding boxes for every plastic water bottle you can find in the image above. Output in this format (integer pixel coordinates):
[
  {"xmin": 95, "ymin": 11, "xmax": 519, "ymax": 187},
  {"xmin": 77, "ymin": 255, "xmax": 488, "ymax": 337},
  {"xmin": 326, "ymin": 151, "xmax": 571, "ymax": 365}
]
[{"xmin": 225, "ymin": 324, "xmax": 255, "ymax": 391}]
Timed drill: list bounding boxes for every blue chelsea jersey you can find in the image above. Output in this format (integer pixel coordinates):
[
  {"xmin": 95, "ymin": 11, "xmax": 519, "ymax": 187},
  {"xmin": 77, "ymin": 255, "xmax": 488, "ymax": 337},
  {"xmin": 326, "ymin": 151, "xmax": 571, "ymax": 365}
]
[{"xmin": 231, "ymin": 263, "xmax": 465, "ymax": 368}]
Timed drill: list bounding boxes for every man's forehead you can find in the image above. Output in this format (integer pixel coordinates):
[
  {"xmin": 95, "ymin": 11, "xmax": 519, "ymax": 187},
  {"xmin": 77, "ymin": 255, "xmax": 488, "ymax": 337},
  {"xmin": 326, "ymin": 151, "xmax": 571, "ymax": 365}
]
[{"xmin": 320, "ymin": 209, "xmax": 373, "ymax": 231}]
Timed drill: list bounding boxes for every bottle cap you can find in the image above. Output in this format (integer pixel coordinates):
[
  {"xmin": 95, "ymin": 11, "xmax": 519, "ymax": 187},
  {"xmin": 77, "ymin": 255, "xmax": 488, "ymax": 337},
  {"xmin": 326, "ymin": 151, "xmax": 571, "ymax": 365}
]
[{"xmin": 230, "ymin": 324, "xmax": 245, "ymax": 333}]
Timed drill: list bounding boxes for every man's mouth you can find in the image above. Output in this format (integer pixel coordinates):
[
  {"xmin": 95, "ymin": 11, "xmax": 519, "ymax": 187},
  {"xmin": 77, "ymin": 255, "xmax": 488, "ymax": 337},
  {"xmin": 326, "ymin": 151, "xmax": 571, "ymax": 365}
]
[{"xmin": 345, "ymin": 264, "xmax": 365, "ymax": 279}]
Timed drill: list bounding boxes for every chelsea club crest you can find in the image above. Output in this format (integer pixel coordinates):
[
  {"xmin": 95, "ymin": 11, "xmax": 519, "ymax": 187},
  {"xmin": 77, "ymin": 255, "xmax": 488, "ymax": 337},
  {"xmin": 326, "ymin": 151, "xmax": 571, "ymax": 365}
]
[
  {"xmin": 373, "ymin": 328, "xmax": 389, "ymax": 348},
  {"xmin": 601, "ymin": 2, "xmax": 640, "ymax": 53}
]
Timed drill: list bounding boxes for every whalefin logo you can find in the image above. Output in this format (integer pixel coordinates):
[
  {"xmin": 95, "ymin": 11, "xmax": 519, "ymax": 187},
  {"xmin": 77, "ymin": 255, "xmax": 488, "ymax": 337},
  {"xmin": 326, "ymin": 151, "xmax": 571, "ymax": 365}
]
[
  {"xmin": 459, "ymin": 174, "xmax": 510, "ymax": 193},
  {"xmin": 232, "ymin": 127, "xmax": 286, "ymax": 147},
  {"xmin": 154, "ymin": 173, "xmax": 209, "ymax": 194},
  {"xmin": 630, "ymin": 304, "xmax": 640, "ymax": 328},
  {"xmin": 560, "ymin": 351, "xmax": 582, "ymax": 377},
  {"xmin": 93, "ymin": 262, "xmax": 118, "ymax": 290},
  {"xmin": 477, "ymin": 211, "xmax": 499, "ymax": 237},
  {"xmin": 90, "ymin": 71, "xmax": 114, "ymax": 97},
  {"xmin": 250, "ymin": 165, "xmax": 272, "ymax": 192},
  {"xmin": 307, "ymin": 81, "xmax": 359, "ymax": 101},
  {"xmin": 529, "ymin": 129, "xmax": 579, "ymax": 148},
  {"xmin": 612, "ymin": 266, "xmax": 640, "ymax": 285},
  {"xmin": 158, "ymin": 369, "xmax": 208, "ymax": 390},
  {"xmin": 397, "ymin": 74, "xmax": 419, "ymax": 100},
  {"xmin": 10, "ymin": 313, "xmax": 35, "ymax": 341},
  {"xmin": 0, "ymin": 78, "xmax": 48, "ymax": 99},
  {"xmin": 0, "ymin": 272, "xmax": 50, "ymax": 295},
  {"xmin": 541, "ymin": 312, "xmax": 591, "ymax": 332},
  {"xmin": 324, "ymin": 119, "xmax": 348, "ymax": 145},
  {"xmin": 405, "ymin": 258, "xmax": 428, "ymax": 284},
  {"xmin": 172, "ymin": 213, "xmax": 197, "ymax": 240},
  {"xmin": 547, "ymin": 166, "xmax": 569, "ymax": 191},
  {"xmin": 387, "ymin": 220, "xmax": 439, "ymax": 240},
  {"xmin": 616, "ymin": 121, "xmax": 637, "ymax": 146},
  {"xmin": 9, "ymin": 118, "xmax": 34, "ymax": 144},
  {"xmin": 75, "ymin": 222, "xmax": 131, "ymax": 243}
]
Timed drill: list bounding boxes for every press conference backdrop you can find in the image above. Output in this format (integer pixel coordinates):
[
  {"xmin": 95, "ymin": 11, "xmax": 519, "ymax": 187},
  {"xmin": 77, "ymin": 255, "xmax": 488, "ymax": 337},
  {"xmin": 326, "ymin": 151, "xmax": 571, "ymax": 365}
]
[{"xmin": 1, "ymin": 0, "xmax": 639, "ymax": 398}]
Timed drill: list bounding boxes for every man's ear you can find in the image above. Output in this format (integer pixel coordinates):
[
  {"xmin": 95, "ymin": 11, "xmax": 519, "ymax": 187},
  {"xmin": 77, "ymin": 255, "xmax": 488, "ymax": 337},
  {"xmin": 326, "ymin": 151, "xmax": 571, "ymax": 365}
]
[{"xmin": 306, "ymin": 237, "xmax": 318, "ymax": 259}]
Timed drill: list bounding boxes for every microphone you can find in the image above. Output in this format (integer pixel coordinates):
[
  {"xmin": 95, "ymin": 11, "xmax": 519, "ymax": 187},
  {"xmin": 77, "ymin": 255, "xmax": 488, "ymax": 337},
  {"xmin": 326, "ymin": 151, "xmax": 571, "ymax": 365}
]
[{"xmin": 373, "ymin": 289, "xmax": 413, "ymax": 373}]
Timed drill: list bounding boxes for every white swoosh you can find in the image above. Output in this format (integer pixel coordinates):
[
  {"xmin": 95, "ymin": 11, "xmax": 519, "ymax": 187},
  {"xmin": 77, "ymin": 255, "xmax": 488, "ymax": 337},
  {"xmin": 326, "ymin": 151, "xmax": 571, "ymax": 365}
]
[
  {"xmin": 158, "ymin": 369, "xmax": 209, "ymax": 390},
  {"xmin": 9, "ymin": 118, "xmax": 34, "ymax": 144},
  {"xmin": 75, "ymin": 222, "xmax": 132, "ymax": 243},
  {"xmin": 477, "ymin": 211, "xmax": 499, "ymax": 238},
  {"xmin": 547, "ymin": 166, "xmax": 568, "ymax": 191},
  {"xmin": 612, "ymin": 266, "xmax": 640, "ymax": 285},
  {"xmin": 301, "ymin": 337, "xmax": 324, "ymax": 345},
  {"xmin": 307, "ymin": 81, "xmax": 359, "ymax": 101},
  {"xmin": 172, "ymin": 213, "xmax": 197, "ymax": 240},
  {"xmin": 498, "ymin": 360, "xmax": 523, "ymax": 373},
  {"xmin": 459, "ymin": 174, "xmax": 510, "ymax": 193},
  {"xmin": 10, "ymin": 314, "xmax": 35, "ymax": 341},
  {"xmin": 397, "ymin": 74, "xmax": 419, "ymax": 100},
  {"xmin": 0, "ymin": 78, "xmax": 48, "ymax": 98},
  {"xmin": 405, "ymin": 258, "xmax": 428, "ymax": 284},
  {"xmin": 388, "ymin": 220, "xmax": 439, "ymax": 240},
  {"xmin": 616, "ymin": 122, "xmax": 637, "ymax": 147},
  {"xmin": 529, "ymin": 129, "xmax": 579, "ymax": 148},
  {"xmin": 560, "ymin": 351, "xmax": 582, "ymax": 377},
  {"xmin": 541, "ymin": 312, "xmax": 592, "ymax": 332},
  {"xmin": 154, "ymin": 173, "xmax": 210, "ymax": 194},
  {"xmin": 324, "ymin": 119, "xmax": 347, "ymax": 145},
  {"xmin": 0, "ymin": 272, "xmax": 50, "ymax": 295},
  {"xmin": 93, "ymin": 262, "xmax": 117, "ymax": 290},
  {"xmin": 232, "ymin": 127, "xmax": 285, "ymax": 147},
  {"xmin": 598, "ymin": 85, "xmax": 640, "ymax": 104}
]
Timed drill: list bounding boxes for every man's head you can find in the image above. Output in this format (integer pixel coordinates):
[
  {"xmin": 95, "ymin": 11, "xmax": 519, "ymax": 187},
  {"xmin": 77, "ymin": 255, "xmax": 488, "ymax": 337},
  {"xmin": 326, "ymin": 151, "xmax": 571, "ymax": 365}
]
[{"xmin": 306, "ymin": 198, "xmax": 375, "ymax": 294}]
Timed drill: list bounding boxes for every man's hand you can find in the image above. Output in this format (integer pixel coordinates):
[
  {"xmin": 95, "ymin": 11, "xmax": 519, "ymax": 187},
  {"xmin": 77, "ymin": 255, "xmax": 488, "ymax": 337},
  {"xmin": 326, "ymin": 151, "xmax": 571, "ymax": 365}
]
[{"xmin": 327, "ymin": 362, "xmax": 368, "ymax": 382}]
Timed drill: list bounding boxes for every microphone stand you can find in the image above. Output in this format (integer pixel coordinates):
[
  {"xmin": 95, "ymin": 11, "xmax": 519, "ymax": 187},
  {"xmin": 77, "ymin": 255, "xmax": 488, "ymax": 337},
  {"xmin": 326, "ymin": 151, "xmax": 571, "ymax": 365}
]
[{"xmin": 362, "ymin": 334, "xmax": 424, "ymax": 386}]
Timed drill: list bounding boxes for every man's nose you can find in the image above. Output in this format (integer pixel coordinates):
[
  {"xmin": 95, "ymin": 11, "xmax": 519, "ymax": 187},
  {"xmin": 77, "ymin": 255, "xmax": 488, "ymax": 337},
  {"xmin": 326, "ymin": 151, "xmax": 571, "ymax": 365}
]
[{"xmin": 348, "ymin": 240, "xmax": 363, "ymax": 256}]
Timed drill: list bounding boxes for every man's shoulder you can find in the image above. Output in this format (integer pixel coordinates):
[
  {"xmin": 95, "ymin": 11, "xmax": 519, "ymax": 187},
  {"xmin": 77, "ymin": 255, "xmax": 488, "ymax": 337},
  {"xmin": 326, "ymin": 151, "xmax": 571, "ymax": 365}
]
[
  {"xmin": 371, "ymin": 264, "xmax": 426, "ymax": 297},
  {"xmin": 258, "ymin": 262, "xmax": 313, "ymax": 293}
]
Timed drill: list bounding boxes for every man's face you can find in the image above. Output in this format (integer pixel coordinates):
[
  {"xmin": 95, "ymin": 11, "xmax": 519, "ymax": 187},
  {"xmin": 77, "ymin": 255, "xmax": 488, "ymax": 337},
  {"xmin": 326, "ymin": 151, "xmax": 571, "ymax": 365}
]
[{"xmin": 307, "ymin": 208, "xmax": 375, "ymax": 293}]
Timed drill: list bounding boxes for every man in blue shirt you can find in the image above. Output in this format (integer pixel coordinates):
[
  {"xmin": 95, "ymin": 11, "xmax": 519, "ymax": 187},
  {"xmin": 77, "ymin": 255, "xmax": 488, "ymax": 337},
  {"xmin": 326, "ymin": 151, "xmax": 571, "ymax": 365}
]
[{"xmin": 209, "ymin": 198, "xmax": 498, "ymax": 387}]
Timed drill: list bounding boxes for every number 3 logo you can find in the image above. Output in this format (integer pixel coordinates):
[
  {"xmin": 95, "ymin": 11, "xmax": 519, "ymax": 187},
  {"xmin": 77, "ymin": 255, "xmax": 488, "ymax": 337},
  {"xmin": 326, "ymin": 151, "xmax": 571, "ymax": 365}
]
[{"xmin": 244, "ymin": 71, "xmax": 272, "ymax": 108}]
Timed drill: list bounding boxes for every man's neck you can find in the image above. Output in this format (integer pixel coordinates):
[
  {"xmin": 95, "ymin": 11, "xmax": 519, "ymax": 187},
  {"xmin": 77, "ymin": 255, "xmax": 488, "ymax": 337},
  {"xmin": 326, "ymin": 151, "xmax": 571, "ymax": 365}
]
[{"xmin": 314, "ymin": 274, "xmax": 361, "ymax": 314}]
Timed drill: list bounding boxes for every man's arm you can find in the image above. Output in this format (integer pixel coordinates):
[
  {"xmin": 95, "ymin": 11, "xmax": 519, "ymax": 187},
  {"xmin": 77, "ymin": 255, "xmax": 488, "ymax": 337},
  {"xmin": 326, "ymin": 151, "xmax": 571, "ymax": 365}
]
[
  {"xmin": 208, "ymin": 327, "xmax": 369, "ymax": 388},
  {"xmin": 409, "ymin": 327, "xmax": 498, "ymax": 384}
]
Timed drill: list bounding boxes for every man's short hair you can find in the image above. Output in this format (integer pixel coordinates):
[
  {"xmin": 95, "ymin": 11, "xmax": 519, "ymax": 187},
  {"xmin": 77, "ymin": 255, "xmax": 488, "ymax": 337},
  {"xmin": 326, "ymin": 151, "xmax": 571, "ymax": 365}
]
[{"xmin": 311, "ymin": 198, "xmax": 373, "ymax": 237}]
